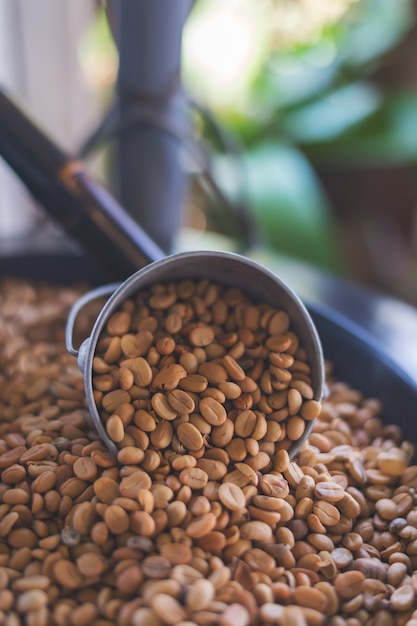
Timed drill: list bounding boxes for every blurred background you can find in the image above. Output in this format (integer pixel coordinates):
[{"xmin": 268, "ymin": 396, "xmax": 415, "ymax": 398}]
[{"xmin": 1, "ymin": 0, "xmax": 417, "ymax": 306}]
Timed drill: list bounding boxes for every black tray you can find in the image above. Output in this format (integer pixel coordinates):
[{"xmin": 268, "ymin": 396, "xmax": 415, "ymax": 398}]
[{"xmin": 309, "ymin": 302, "xmax": 417, "ymax": 444}]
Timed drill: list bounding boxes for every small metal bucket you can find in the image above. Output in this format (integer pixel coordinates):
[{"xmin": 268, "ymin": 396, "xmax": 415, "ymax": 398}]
[{"xmin": 66, "ymin": 250, "xmax": 324, "ymax": 458}]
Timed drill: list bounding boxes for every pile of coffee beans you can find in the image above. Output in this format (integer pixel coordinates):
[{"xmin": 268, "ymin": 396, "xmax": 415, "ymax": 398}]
[{"xmin": 0, "ymin": 278, "xmax": 416, "ymax": 626}]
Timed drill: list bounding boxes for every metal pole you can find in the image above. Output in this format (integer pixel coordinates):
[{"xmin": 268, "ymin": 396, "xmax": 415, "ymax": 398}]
[{"xmin": 113, "ymin": 0, "xmax": 192, "ymax": 254}]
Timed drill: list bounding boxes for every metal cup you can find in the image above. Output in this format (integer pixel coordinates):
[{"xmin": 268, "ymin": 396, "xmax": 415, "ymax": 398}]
[{"xmin": 66, "ymin": 250, "xmax": 324, "ymax": 458}]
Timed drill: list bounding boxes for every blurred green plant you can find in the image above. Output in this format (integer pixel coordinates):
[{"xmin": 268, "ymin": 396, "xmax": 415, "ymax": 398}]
[
  {"xmin": 78, "ymin": 1, "xmax": 417, "ymax": 278},
  {"xmin": 182, "ymin": 0, "xmax": 417, "ymax": 274}
]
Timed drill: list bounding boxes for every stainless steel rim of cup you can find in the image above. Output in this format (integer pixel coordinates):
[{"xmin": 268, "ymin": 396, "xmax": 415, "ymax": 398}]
[{"xmin": 80, "ymin": 250, "xmax": 325, "ymax": 458}]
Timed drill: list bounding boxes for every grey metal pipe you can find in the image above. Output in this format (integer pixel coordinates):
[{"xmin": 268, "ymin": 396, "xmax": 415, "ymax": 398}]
[{"xmin": 112, "ymin": 0, "xmax": 192, "ymax": 253}]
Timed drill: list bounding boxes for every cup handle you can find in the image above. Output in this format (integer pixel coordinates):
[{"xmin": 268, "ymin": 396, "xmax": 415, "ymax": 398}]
[{"xmin": 65, "ymin": 283, "xmax": 120, "ymax": 357}]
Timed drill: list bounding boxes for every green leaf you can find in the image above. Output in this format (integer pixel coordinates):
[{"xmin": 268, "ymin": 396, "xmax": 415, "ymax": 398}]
[
  {"xmin": 256, "ymin": 48, "xmax": 340, "ymax": 110},
  {"xmin": 281, "ymin": 82, "xmax": 381, "ymax": 143},
  {"xmin": 338, "ymin": 0, "xmax": 415, "ymax": 67},
  {"xmin": 234, "ymin": 142, "xmax": 344, "ymax": 272},
  {"xmin": 303, "ymin": 91, "xmax": 417, "ymax": 167}
]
